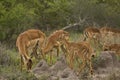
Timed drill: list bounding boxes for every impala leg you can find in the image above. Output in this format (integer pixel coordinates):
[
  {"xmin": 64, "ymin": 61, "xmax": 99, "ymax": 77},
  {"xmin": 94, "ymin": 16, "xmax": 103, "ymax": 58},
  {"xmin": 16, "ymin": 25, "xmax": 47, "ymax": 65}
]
[
  {"xmin": 41, "ymin": 50, "xmax": 46, "ymax": 60},
  {"xmin": 50, "ymin": 50, "xmax": 53, "ymax": 64},
  {"xmin": 32, "ymin": 41, "xmax": 39, "ymax": 59},
  {"xmin": 34, "ymin": 51, "xmax": 39, "ymax": 59},
  {"xmin": 78, "ymin": 59, "xmax": 86, "ymax": 74},
  {"xmin": 61, "ymin": 45, "xmax": 67, "ymax": 57},
  {"xmin": 26, "ymin": 59, "xmax": 33, "ymax": 71},
  {"xmin": 66, "ymin": 52, "xmax": 70, "ymax": 65},
  {"xmin": 33, "ymin": 47, "xmax": 39, "ymax": 59},
  {"xmin": 56, "ymin": 46, "xmax": 60, "ymax": 57},
  {"xmin": 20, "ymin": 55, "xmax": 24, "ymax": 71},
  {"xmin": 55, "ymin": 41, "xmax": 60, "ymax": 57},
  {"xmin": 69, "ymin": 53, "xmax": 74, "ymax": 69},
  {"xmin": 30, "ymin": 52, "xmax": 34, "ymax": 58},
  {"xmin": 89, "ymin": 59, "xmax": 93, "ymax": 75}
]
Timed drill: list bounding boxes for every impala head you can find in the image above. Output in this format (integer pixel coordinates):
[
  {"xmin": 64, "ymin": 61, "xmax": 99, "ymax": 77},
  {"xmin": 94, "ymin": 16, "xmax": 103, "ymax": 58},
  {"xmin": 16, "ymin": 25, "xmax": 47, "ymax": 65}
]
[
  {"xmin": 91, "ymin": 50, "xmax": 96, "ymax": 57},
  {"xmin": 60, "ymin": 30, "xmax": 69, "ymax": 41},
  {"xmin": 102, "ymin": 42, "xmax": 110, "ymax": 51},
  {"xmin": 26, "ymin": 59, "xmax": 33, "ymax": 70},
  {"xmin": 91, "ymin": 49, "xmax": 96, "ymax": 58},
  {"xmin": 60, "ymin": 31, "xmax": 69, "ymax": 45}
]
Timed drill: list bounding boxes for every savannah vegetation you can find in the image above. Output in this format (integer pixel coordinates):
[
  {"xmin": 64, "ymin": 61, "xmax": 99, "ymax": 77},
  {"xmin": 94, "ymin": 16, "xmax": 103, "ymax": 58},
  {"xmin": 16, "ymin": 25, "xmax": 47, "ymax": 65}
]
[{"xmin": 0, "ymin": 0, "xmax": 120, "ymax": 80}]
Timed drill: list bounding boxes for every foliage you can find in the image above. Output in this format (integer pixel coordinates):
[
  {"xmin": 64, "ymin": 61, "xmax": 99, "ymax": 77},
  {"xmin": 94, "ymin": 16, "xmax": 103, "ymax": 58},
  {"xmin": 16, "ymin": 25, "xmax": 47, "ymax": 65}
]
[{"xmin": 0, "ymin": 0, "xmax": 120, "ymax": 47}]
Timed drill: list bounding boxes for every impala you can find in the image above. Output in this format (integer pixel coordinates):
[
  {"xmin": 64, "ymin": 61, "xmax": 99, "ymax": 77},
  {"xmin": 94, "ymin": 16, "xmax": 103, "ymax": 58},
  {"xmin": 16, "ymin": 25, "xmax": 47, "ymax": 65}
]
[
  {"xmin": 61, "ymin": 38, "xmax": 95, "ymax": 75},
  {"xmin": 100, "ymin": 27, "xmax": 120, "ymax": 43},
  {"xmin": 103, "ymin": 43, "xmax": 120, "ymax": 56},
  {"xmin": 83, "ymin": 27, "xmax": 102, "ymax": 49},
  {"xmin": 41, "ymin": 30, "xmax": 69, "ymax": 64},
  {"xmin": 16, "ymin": 29, "xmax": 46, "ymax": 71},
  {"xmin": 83, "ymin": 27, "xmax": 100, "ymax": 41}
]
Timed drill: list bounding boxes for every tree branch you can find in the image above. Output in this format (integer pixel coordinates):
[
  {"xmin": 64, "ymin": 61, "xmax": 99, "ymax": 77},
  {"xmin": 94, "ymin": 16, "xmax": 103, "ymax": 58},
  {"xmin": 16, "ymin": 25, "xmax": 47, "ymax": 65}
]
[{"xmin": 62, "ymin": 17, "xmax": 87, "ymax": 30}]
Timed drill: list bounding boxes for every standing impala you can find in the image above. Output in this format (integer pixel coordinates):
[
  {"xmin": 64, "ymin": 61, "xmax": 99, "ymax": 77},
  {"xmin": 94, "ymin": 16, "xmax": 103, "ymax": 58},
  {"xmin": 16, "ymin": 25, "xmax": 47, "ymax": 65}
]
[
  {"xmin": 16, "ymin": 29, "xmax": 46, "ymax": 71},
  {"xmin": 60, "ymin": 36, "xmax": 95, "ymax": 75}
]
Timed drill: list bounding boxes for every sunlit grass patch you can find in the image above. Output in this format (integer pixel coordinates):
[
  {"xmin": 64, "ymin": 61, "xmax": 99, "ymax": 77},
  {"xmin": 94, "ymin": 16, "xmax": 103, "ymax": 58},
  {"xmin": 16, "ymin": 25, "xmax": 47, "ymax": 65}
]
[{"xmin": 44, "ymin": 51, "xmax": 59, "ymax": 65}]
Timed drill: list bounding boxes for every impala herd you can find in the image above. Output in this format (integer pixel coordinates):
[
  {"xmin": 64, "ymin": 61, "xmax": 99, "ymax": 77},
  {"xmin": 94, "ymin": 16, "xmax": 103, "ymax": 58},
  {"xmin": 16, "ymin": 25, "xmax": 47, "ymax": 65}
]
[{"xmin": 16, "ymin": 26, "xmax": 120, "ymax": 75}]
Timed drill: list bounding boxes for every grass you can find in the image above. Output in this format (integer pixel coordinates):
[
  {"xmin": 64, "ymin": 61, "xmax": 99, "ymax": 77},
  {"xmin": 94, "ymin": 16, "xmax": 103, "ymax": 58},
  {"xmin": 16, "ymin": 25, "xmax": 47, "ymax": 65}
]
[
  {"xmin": 0, "ymin": 44, "xmax": 38, "ymax": 80},
  {"xmin": 0, "ymin": 43, "xmax": 58, "ymax": 80},
  {"xmin": 69, "ymin": 32, "xmax": 83, "ymax": 42},
  {"xmin": 0, "ymin": 66, "xmax": 37, "ymax": 80}
]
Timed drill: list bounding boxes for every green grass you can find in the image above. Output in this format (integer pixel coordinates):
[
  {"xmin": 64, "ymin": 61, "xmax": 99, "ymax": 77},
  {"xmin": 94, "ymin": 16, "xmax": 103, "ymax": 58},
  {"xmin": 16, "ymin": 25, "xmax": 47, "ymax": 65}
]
[
  {"xmin": 69, "ymin": 32, "xmax": 83, "ymax": 42},
  {"xmin": 0, "ymin": 65, "xmax": 37, "ymax": 80},
  {"xmin": 0, "ymin": 45, "xmax": 38, "ymax": 80},
  {"xmin": 0, "ymin": 42, "xmax": 61, "ymax": 80}
]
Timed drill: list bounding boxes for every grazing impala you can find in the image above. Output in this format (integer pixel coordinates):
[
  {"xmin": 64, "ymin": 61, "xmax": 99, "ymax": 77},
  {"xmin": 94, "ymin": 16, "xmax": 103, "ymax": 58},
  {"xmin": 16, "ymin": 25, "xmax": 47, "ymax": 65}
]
[
  {"xmin": 100, "ymin": 27, "xmax": 120, "ymax": 37},
  {"xmin": 103, "ymin": 43, "xmax": 120, "ymax": 56},
  {"xmin": 100, "ymin": 26, "xmax": 120, "ymax": 35},
  {"xmin": 100, "ymin": 26, "xmax": 120, "ymax": 43},
  {"xmin": 41, "ymin": 30, "xmax": 69, "ymax": 64},
  {"xmin": 61, "ymin": 38, "xmax": 95, "ymax": 75},
  {"xmin": 16, "ymin": 29, "xmax": 46, "ymax": 71}
]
